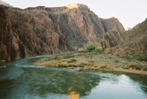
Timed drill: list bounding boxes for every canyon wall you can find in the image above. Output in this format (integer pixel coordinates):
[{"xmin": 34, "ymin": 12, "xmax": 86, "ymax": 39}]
[{"xmin": 0, "ymin": 4, "xmax": 125, "ymax": 61}]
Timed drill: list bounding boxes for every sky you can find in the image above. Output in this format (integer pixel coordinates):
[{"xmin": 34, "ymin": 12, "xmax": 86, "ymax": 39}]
[{"xmin": 3, "ymin": 0, "xmax": 147, "ymax": 28}]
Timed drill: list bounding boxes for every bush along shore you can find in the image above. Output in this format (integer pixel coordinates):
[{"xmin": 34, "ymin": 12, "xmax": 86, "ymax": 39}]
[{"xmin": 34, "ymin": 50, "xmax": 147, "ymax": 75}]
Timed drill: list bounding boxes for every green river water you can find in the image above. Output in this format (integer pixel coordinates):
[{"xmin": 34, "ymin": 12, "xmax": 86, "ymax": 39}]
[{"xmin": 0, "ymin": 55, "xmax": 147, "ymax": 99}]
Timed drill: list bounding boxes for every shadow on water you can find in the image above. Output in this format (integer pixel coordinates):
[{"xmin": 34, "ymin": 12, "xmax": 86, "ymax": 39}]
[{"xmin": 18, "ymin": 68, "xmax": 100, "ymax": 97}]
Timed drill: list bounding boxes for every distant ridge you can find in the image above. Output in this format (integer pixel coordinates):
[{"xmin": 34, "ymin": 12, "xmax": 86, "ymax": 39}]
[{"xmin": 108, "ymin": 18, "xmax": 147, "ymax": 55}]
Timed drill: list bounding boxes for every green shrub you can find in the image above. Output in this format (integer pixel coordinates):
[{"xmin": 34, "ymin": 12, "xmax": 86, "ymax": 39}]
[
  {"xmin": 86, "ymin": 45, "xmax": 96, "ymax": 52},
  {"xmin": 135, "ymin": 65, "xmax": 142, "ymax": 70},
  {"xmin": 114, "ymin": 60, "xmax": 119, "ymax": 63},
  {"xmin": 88, "ymin": 61, "xmax": 95, "ymax": 64},
  {"xmin": 142, "ymin": 66, "xmax": 147, "ymax": 71},
  {"xmin": 94, "ymin": 47, "xmax": 102, "ymax": 52},
  {"xmin": 64, "ymin": 53, "xmax": 74, "ymax": 59},
  {"xmin": 94, "ymin": 46, "xmax": 106, "ymax": 52},
  {"xmin": 102, "ymin": 46, "xmax": 106, "ymax": 51},
  {"xmin": 67, "ymin": 59, "xmax": 77, "ymax": 63},
  {"xmin": 137, "ymin": 55, "xmax": 147, "ymax": 61},
  {"xmin": 80, "ymin": 62, "xmax": 88, "ymax": 65},
  {"xmin": 122, "ymin": 66, "xmax": 129, "ymax": 69},
  {"xmin": 129, "ymin": 62, "xmax": 137, "ymax": 68}
]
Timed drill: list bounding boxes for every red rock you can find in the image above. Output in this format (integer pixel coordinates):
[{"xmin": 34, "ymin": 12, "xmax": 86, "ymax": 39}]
[{"xmin": 0, "ymin": 4, "xmax": 125, "ymax": 61}]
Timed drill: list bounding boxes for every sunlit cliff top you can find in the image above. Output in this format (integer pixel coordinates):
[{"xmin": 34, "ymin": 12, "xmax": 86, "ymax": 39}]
[{"xmin": 66, "ymin": 3, "xmax": 88, "ymax": 9}]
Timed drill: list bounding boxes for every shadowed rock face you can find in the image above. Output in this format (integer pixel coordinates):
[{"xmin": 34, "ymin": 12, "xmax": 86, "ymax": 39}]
[
  {"xmin": 107, "ymin": 18, "xmax": 147, "ymax": 55},
  {"xmin": 118, "ymin": 19, "xmax": 147, "ymax": 53},
  {"xmin": 98, "ymin": 31, "xmax": 124, "ymax": 48},
  {"xmin": 47, "ymin": 5, "xmax": 125, "ymax": 47},
  {"xmin": 0, "ymin": 4, "xmax": 125, "ymax": 61},
  {"xmin": 0, "ymin": 6, "xmax": 67, "ymax": 61}
]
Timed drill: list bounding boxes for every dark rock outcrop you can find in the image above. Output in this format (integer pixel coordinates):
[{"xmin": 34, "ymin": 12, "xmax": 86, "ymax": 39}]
[
  {"xmin": 0, "ymin": 3, "xmax": 125, "ymax": 61},
  {"xmin": 98, "ymin": 31, "xmax": 124, "ymax": 48}
]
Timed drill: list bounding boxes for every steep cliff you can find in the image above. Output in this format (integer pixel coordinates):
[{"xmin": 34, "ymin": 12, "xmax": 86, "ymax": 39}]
[
  {"xmin": 121, "ymin": 18, "xmax": 147, "ymax": 52},
  {"xmin": 0, "ymin": 4, "xmax": 125, "ymax": 61},
  {"xmin": 108, "ymin": 18, "xmax": 147, "ymax": 55},
  {"xmin": 97, "ymin": 31, "xmax": 124, "ymax": 48},
  {"xmin": 46, "ymin": 4, "xmax": 125, "ymax": 48},
  {"xmin": 0, "ymin": 6, "xmax": 67, "ymax": 61}
]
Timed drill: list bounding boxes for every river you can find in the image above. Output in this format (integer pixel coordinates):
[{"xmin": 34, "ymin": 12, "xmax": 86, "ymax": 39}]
[{"xmin": 0, "ymin": 55, "xmax": 147, "ymax": 99}]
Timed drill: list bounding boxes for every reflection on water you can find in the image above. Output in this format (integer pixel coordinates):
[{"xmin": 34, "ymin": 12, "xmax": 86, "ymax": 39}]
[
  {"xmin": 68, "ymin": 91, "xmax": 80, "ymax": 99},
  {"xmin": 85, "ymin": 74, "xmax": 147, "ymax": 99},
  {"xmin": 0, "ymin": 57, "xmax": 147, "ymax": 99},
  {"xmin": 24, "ymin": 68, "xmax": 100, "ymax": 97}
]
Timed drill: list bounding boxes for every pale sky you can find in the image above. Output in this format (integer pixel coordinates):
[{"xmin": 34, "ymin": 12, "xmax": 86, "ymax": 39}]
[{"xmin": 3, "ymin": 0, "xmax": 147, "ymax": 28}]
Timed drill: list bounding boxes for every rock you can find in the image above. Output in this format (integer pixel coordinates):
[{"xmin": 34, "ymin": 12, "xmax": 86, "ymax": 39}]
[
  {"xmin": 76, "ymin": 67, "xmax": 83, "ymax": 71},
  {"xmin": 100, "ymin": 64, "xmax": 107, "ymax": 68},
  {"xmin": 98, "ymin": 31, "xmax": 124, "ymax": 48},
  {"xmin": 0, "ymin": 0, "xmax": 12, "ymax": 7},
  {"xmin": 110, "ymin": 18, "xmax": 147, "ymax": 54},
  {"xmin": 0, "ymin": 4, "xmax": 125, "ymax": 61},
  {"xmin": 0, "ymin": 60, "xmax": 6, "ymax": 65}
]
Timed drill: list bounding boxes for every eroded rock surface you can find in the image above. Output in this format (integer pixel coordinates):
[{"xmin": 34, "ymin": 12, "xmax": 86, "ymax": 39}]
[{"xmin": 0, "ymin": 4, "xmax": 125, "ymax": 61}]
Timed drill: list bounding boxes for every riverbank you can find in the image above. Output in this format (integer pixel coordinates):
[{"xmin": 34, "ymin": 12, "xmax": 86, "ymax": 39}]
[
  {"xmin": 0, "ymin": 60, "xmax": 6, "ymax": 66},
  {"xmin": 34, "ymin": 52, "xmax": 147, "ymax": 75}
]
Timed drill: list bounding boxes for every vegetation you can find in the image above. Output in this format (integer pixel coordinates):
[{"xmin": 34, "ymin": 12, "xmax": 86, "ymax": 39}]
[
  {"xmin": 86, "ymin": 45, "xmax": 106, "ymax": 53},
  {"xmin": 142, "ymin": 66, "xmax": 147, "ymax": 71},
  {"xmin": 34, "ymin": 51, "xmax": 147, "ymax": 75},
  {"xmin": 67, "ymin": 59, "xmax": 77, "ymax": 63},
  {"xmin": 95, "ymin": 46, "xmax": 106, "ymax": 53},
  {"xmin": 114, "ymin": 59, "xmax": 119, "ymax": 63},
  {"xmin": 137, "ymin": 55, "xmax": 147, "ymax": 62},
  {"xmin": 129, "ymin": 62, "xmax": 137, "ymax": 69},
  {"xmin": 86, "ymin": 45, "xmax": 95, "ymax": 52},
  {"xmin": 64, "ymin": 53, "xmax": 74, "ymax": 58}
]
